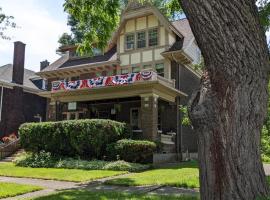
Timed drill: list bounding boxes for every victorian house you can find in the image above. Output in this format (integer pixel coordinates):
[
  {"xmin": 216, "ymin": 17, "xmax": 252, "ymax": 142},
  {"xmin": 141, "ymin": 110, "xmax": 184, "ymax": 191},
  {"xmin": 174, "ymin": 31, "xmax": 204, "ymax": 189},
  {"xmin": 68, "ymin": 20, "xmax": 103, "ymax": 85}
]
[{"xmin": 37, "ymin": 2, "xmax": 201, "ymax": 159}]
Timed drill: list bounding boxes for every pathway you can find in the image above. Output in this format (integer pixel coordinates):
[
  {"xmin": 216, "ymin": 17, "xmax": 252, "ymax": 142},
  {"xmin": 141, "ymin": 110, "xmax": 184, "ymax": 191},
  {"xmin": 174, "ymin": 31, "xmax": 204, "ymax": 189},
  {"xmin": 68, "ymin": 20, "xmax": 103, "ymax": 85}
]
[{"xmin": 2, "ymin": 164, "xmax": 269, "ymax": 199}]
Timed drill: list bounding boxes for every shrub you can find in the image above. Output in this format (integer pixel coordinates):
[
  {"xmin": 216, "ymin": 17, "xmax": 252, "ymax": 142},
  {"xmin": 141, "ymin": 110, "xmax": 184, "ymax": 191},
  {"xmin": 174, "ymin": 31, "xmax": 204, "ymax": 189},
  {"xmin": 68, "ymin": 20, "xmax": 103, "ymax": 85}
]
[
  {"xmin": 15, "ymin": 151, "xmax": 56, "ymax": 168},
  {"xmin": 19, "ymin": 119, "xmax": 131, "ymax": 158},
  {"xmin": 15, "ymin": 152, "xmax": 150, "ymax": 172},
  {"xmin": 107, "ymin": 139, "xmax": 157, "ymax": 163}
]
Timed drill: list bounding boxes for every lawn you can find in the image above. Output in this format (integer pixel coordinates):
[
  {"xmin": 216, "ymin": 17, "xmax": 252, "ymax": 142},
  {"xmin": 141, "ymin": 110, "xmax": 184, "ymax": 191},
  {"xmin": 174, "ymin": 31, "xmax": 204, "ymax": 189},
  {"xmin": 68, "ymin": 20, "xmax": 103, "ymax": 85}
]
[
  {"xmin": 0, "ymin": 182, "xmax": 42, "ymax": 199},
  {"xmin": 0, "ymin": 163, "xmax": 126, "ymax": 182},
  {"xmin": 30, "ymin": 190, "xmax": 199, "ymax": 200},
  {"xmin": 106, "ymin": 161, "xmax": 199, "ymax": 188}
]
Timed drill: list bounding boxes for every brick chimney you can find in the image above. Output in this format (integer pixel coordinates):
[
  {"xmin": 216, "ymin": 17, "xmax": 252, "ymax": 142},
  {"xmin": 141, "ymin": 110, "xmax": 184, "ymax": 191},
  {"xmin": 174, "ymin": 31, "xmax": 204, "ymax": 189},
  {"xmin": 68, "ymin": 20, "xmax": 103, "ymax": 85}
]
[
  {"xmin": 12, "ymin": 41, "xmax": 26, "ymax": 85},
  {"xmin": 40, "ymin": 60, "xmax": 50, "ymax": 71}
]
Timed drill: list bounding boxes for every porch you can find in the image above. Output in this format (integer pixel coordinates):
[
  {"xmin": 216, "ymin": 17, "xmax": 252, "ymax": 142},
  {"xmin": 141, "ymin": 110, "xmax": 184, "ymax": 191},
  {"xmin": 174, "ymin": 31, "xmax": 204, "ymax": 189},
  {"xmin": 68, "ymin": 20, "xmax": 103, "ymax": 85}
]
[{"xmin": 39, "ymin": 70, "xmax": 187, "ymax": 149}]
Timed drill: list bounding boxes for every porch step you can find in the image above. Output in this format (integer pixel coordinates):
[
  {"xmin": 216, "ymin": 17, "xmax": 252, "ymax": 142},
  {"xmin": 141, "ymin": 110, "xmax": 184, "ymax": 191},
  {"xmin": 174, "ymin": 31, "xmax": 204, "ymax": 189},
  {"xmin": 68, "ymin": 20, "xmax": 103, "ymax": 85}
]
[{"xmin": 0, "ymin": 149, "xmax": 25, "ymax": 163}]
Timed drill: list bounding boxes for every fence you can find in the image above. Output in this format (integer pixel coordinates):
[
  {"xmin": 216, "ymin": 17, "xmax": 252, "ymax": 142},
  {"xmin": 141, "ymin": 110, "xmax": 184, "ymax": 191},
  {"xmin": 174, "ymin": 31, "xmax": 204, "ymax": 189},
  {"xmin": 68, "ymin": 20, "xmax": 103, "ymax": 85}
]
[{"xmin": 0, "ymin": 138, "xmax": 20, "ymax": 160}]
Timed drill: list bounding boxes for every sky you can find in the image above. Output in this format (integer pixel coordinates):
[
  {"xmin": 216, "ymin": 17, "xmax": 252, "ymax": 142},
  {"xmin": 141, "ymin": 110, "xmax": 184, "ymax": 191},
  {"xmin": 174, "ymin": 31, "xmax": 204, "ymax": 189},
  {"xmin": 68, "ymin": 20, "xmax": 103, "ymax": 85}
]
[
  {"xmin": 0, "ymin": 0, "xmax": 70, "ymax": 72},
  {"xmin": 0, "ymin": 1, "xmax": 269, "ymax": 72}
]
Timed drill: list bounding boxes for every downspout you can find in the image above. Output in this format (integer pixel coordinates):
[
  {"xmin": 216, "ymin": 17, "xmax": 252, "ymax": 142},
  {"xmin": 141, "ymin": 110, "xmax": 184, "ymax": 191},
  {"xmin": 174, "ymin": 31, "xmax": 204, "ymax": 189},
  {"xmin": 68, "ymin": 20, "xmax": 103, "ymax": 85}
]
[{"xmin": 0, "ymin": 85, "xmax": 3, "ymax": 122}]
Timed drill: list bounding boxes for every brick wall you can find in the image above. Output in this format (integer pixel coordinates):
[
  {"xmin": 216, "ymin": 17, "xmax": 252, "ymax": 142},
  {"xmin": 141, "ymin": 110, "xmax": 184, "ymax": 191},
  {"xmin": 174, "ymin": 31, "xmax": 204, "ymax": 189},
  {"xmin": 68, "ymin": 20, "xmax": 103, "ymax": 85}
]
[{"xmin": 0, "ymin": 86, "xmax": 46, "ymax": 137}]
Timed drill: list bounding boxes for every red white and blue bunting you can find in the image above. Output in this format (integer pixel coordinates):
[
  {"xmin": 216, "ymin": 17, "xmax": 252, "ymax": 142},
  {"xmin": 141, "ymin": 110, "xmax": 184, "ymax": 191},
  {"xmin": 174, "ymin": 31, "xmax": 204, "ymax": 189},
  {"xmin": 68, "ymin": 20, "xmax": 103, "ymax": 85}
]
[{"xmin": 52, "ymin": 71, "xmax": 155, "ymax": 92}]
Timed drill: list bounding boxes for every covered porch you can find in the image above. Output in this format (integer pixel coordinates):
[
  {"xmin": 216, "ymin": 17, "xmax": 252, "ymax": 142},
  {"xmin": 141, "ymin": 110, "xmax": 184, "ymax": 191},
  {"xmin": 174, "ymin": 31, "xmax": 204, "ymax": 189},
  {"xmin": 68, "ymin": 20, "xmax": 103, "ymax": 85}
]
[{"xmin": 39, "ymin": 71, "xmax": 186, "ymax": 145}]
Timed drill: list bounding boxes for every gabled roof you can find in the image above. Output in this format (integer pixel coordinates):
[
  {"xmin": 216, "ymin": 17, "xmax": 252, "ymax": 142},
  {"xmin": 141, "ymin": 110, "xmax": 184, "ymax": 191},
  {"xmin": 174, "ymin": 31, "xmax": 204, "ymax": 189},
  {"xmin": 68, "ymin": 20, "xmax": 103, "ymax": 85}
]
[
  {"xmin": 171, "ymin": 19, "xmax": 194, "ymax": 51},
  {"xmin": 109, "ymin": 2, "xmax": 184, "ymax": 47},
  {"xmin": 40, "ymin": 46, "xmax": 118, "ymax": 73},
  {"xmin": 0, "ymin": 64, "xmax": 41, "ymax": 90}
]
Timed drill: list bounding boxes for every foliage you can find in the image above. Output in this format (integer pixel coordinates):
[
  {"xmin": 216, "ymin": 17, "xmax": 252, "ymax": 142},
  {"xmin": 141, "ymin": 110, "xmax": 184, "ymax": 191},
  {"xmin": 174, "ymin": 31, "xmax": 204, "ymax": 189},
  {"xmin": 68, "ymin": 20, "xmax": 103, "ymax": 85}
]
[
  {"xmin": 61, "ymin": 0, "xmax": 269, "ymax": 54},
  {"xmin": 0, "ymin": 162, "xmax": 125, "ymax": 182},
  {"xmin": 15, "ymin": 151, "xmax": 150, "ymax": 172},
  {"xmin": 30, "ymin": 190, "xmax": 199, "ymax": 200},
  {"xmin": 257, "ymin": 0, "xmax": 270, "ymax": 31},
  {"xmin": 19, "ymin": 119, "xmax": 131, "ymax": 159},
  {"xmin": 261, "ymin": 81, "xmax": 270, "ymax": 162},
  {"xmin": 179, "ymin": 105, "xmax": 191, "ymax": 126},
  {"xmin": 0, "ymin": 7, "xmax": 16, "ymax": 40},
  {"xmin": 106, "ymin": 161, "xmax": 199, "ymax": 188},
  {"xmin": 0, "ymin": 182, "xmax": 42, "ymax": 199},
  {"xmin": 107, "ymin": 139, "xmax": 157, "ymax": 163}
]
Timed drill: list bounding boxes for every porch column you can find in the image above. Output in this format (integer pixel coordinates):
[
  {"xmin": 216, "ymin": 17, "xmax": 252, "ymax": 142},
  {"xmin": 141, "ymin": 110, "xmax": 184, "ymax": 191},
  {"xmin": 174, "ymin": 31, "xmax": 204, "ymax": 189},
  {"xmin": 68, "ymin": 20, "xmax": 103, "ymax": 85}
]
[
  {"xmin": 140, "ymin": 94, "xmax": 159, "ymax": 141},
  {"xmin": 47, "ymin": 99, "xmax": 57, "ymax": 121}
]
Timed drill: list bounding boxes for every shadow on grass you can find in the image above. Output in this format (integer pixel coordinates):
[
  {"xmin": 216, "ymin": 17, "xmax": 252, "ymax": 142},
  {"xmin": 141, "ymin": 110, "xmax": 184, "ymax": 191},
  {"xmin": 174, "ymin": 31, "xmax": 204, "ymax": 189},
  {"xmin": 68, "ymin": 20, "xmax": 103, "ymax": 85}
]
[
  {"xmin": 32, "ymin": 190, "xmax": 199, "ymax": 200},
  {"xmin": 153, "ymin": 161, "xmax": 199, "ymax": 170}
]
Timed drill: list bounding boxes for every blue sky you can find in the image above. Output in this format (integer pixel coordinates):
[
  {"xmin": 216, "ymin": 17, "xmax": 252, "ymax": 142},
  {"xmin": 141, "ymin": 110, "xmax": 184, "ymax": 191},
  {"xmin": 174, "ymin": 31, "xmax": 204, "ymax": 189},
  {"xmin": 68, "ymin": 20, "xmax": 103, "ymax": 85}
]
[
  {"xmin": 0, "ymin": 1, "xmax": 269, "ymax": 72},
  {"xmin": 0, "ymin": 0, "xmax": 69, "ymax": 72}
]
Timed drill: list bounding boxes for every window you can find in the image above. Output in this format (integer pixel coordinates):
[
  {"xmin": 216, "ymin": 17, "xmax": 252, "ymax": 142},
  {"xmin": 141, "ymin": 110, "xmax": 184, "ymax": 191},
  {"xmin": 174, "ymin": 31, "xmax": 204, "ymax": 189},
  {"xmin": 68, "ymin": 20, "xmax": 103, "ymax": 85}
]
[
  {"xmin": 155, "ymin": 63, "xmax": 164, "ymax": 77},
  {"xmin": 143, "ymin": 64, "xmax": 152, "ymax": 69},
  {"xmin": 148, "ymin": 29, "xmax": 158, "ymax": 46},
  {"xmin": 132, "ymin": 65, "xmax": 141, "ymax": 73},
  {"xmin": 126, "ymin": 34, "xmax": 135, "ymax": 50},
  {"xmin": 121, "ymin": 68, "xmax": 129, "ymax": 75},
  {"xmin": 130, "ymin": 108, "xmax": 141, "ymax": 130},
  {"xmin": 137, "ymin": 32, "xmax": 146, "ymax": 48}
]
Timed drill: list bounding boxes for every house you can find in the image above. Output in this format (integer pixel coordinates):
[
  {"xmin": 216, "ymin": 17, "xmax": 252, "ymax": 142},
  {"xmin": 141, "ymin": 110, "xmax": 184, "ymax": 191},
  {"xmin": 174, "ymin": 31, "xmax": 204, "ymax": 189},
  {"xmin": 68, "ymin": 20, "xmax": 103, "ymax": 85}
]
[
  {"xmin": 0, "ymin": 41, "xmax": 47, "ymax": 137},
  {"xmin": 37, "ymin": 2, "xmax": 201, "ymax": 160}
]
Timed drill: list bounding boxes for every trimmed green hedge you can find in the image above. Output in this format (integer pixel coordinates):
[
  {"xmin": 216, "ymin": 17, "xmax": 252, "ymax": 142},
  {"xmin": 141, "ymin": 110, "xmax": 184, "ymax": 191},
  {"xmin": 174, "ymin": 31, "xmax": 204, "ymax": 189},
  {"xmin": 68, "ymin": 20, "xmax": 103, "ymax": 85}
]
[
  {"xmin": 107, "ymin": 139, "xmax": 156, "ymax": 163},
  {"xmin": 19, "ymin": 119, "xmax": 131, "ymax": 159}
]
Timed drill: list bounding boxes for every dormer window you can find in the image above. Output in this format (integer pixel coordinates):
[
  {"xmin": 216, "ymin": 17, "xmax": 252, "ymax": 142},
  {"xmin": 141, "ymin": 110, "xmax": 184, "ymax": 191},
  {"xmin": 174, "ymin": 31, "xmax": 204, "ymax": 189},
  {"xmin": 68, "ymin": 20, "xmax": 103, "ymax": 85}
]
[
  {"xmin": 148, "ymin": 28, "xmax": 158, "ymax": 46},
  {"xmin": 126, "ymin": 34, "xmax": 135, "ymax": 50},
  {"xmin": 137, "ymin": 32, "xmax": 146, "ymax": 48}
]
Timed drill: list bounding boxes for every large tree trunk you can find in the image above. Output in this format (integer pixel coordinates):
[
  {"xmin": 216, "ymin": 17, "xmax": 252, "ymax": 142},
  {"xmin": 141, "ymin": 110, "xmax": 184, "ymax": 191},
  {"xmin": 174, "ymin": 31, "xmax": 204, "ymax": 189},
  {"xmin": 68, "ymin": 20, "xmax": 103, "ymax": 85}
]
[{"xmin": 179, "ymin": 0, "xmax": 270, "ymax": 199}]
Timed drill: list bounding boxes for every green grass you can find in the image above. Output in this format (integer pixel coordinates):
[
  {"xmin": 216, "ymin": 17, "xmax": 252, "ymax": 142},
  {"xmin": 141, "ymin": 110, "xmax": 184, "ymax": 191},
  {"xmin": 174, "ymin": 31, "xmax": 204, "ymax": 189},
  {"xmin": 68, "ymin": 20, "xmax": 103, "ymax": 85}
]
[
  {"xmin": 30, "ymin": 190, "xmax": 199, "ymax": 200},
  {"xmin": 106, "ymin": 161, "xmax": 199, "ymax": 188},
  {"xmin": 0, "ymin": 163, "xmax": 126, "ymax": 182},
  {"xmin": 0, "ymin": 182, "xmax": 42, "ymax": 198}
]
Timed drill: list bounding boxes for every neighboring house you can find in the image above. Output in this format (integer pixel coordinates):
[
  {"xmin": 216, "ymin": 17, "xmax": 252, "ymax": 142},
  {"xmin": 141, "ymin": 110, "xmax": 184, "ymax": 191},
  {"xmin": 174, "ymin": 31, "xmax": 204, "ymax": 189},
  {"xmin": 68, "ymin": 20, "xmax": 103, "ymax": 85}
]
[
  {"xmin": 37, "ymin": 2, "xmax": 201, "ymax": 159},
  {"xmin": 0, "ymin": 41, "xmax": 47, "ymax": 137}
]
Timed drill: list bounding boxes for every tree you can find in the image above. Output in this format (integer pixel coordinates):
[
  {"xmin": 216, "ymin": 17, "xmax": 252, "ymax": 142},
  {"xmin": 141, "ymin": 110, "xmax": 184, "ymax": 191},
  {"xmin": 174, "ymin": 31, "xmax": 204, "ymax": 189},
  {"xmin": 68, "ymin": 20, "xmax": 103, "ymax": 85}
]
[
  {"xmin": 181, "ymin": 0, "xmax": 270, "ymax": 199},
  {"xmin": 64, "ymin": 0, "xmax": 270, "ymax": 199},
  {"xmin": 0, "ymin": 7, "xmax": 16, "ymax": 40},
  {"xmin": 61, "ymin": 0, "xmax": 182, "ymax": 50}
]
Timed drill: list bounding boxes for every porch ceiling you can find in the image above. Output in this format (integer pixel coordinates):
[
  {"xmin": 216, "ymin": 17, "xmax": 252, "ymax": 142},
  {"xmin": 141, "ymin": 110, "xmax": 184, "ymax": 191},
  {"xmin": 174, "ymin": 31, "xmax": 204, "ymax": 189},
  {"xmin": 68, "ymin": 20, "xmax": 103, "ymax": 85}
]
[{"xmin": 38, "ymin": 80, "xmax": 187, "ymax": 103}]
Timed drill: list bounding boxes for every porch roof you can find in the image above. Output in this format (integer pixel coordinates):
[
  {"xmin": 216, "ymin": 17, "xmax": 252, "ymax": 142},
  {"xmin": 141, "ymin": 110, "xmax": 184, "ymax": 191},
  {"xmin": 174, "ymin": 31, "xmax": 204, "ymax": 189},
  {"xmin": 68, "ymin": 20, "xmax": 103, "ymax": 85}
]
[{"xmin": 38, "ymin": 76, "xmax": 187, "ymax": 103}]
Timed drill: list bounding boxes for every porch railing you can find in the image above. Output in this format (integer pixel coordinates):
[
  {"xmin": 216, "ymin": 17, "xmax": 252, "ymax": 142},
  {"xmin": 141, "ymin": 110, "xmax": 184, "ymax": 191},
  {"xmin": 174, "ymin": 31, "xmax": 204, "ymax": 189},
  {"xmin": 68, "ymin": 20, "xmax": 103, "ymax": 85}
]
[
  {"xmin": 0, "ymin": 138, "xmax": 20, "ymax": 160},
  {"xmin": 51, "ymin": 70, "xmax": 175, "ymax": 92}
]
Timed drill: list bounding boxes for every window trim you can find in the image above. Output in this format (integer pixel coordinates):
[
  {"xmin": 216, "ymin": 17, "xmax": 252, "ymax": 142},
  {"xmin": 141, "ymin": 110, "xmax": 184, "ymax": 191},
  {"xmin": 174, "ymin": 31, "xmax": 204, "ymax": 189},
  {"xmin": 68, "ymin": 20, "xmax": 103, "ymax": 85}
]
[
  {"xmin": 155, "ymin": 63, "xmax": 165, "ymax": 77},
  {"xmin": 125, "ymin": 33, "xmax": 135, "ymax": 50},
  {"xmin": 136, "ymin": 31, "xmax": 146, "ymax": 49},
  {"xmin": 148, "ymin": 28, "xmax": 159, "ymax": 47}
]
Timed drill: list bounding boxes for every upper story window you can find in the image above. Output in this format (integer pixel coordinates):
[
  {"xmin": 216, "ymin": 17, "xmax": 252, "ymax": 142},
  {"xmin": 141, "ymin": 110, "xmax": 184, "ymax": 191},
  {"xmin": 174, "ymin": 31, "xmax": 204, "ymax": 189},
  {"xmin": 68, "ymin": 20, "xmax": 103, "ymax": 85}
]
[
  {"xmin": 121, "ymin": 68, "xmax": 129, "ymax": 75},
  {"xmin": 148, "ymin": 28, "xmax": 158, "ymax": 47},
  {"xmin": 126, "ymin": 34, "xmax": 135, "ymax": 50},
  {"xmin": 143, "ymin": 64, "xmax": 152, "ymax": 69},
  {"xmin": 132, "ymin": 65, "xmax": 141, "ymax": 73},
  {"xmin": 137, "ymin": 32, "xmax": 146, "ymax": 48},
  {"xmin": 155, "ymin": 63, "xmax": 164, "ymax": 77}
]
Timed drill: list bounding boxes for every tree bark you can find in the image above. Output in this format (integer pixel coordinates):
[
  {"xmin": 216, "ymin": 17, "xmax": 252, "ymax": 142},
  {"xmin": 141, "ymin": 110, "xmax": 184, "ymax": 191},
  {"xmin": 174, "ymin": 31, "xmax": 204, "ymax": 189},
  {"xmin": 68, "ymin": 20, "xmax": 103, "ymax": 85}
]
[{"xmin": 179, "ymin": 0, "xmax": 270, "ymax": 199}]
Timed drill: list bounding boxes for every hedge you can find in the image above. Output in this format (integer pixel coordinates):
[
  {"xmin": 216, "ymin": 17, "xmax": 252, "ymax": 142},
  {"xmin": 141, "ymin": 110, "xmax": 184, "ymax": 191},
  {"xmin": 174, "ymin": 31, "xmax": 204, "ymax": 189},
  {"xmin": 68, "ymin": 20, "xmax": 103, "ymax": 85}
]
[
  {"xmin": 19, "ymin": 119, "xmax": 131, "ymax": 159},
  {"xmin": 107, "ymin": 139, "xmax": 156, "ymax": 163}
]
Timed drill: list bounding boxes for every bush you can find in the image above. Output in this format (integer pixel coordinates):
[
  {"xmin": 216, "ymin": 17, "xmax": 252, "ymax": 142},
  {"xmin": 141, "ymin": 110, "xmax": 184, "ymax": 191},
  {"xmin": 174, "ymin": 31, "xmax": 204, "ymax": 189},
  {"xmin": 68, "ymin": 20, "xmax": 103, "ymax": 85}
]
[
  {"xmin": 107, "ymin": 139, "xmax": 157, "ymax": 163},
  {"xmin": 19, "ymin": 119, "xmax": 131, "ymax": 159},
  {"xmin": 15, "ymin": 151, "xmax": 56, "ymax": 168},
  {"xmin": 15, "ymin": 152, "xmax": 150, "ymax": 172}
]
